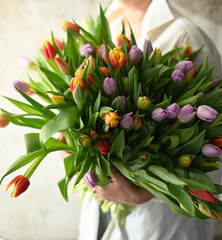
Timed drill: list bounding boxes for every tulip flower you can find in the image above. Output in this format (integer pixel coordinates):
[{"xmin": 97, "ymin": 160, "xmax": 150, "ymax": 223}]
[
  {"xmin": 140, "ymin": 154, "xmax": 148, "ymax": 160},
  {"xmin": 166, "ymin": 103, "xmax": 179, "ymax": 119},
  {"xmin": 120, "ymin": 112, "xmax": 134, "ymax": 129},
  {"xmin": 100, "ymin": 67, "xmax": 109, "ymax": 77},
  {"xmin": 137, "ymin": 96, "xmax": 151, "ymax": 111},
  {"xmin": 75, "ymin": 68, "xmax": 94, "ymax": 87},
  {"xmin": 189, "ymin": 189, "xmax": 218, "ymax": 203},
  {"xmin": 54, "ymin": 58, "xmax": 70, "ymax": 74},
  {"xmin": 51, "ymin": 95, "xmax": 65, "ymax": 104},
  {"xmin": 134, "ymin": 117, "xmax": 142, "ymax": 130},
  {"xmin": 17, "ymin": 56, "xmax": 36, "ymax": 69},
  {"xmin": 78, "ymin": 135, "xmax": 92, "ymax": 148},
  {"xmin": 13, "ymin": 80, "xmax": 30, "ymax": 93},
  {"xmin": 84, "ymin": 172, "xmax": 98, "ymax": 188},
  {"xmin": 175, "ymin": 60, "xmax": 194, "ymax": 73},
  {"xmin": 183, "ymin": 44, "xmax": 191, "ymax": 57},
  {"xmin": 80, "ymin": 43, "xmax": 94, "ymax": 58},
  {"xmin": 42, "ymin": 40, "xmax": 57, "ymax": 60},
  {"xmin": 112, "ymin": 95, "xmax": 126, "ymax": 112},
  {"xmin": 5, "ymin": 175, "xmax": 30, "ymax": 198},
  {"xmin": 103, "ymin": 77, "xmax": 116, "ymax": 94},
  {"xmin": 149, "ymin": 48, "xmax": 162, "ymax": 64},
  {"xmin": 95, "ymin": 139, "xmax": 109, "ymax": 154},
  {"xmin": 198, "ymin": 203, "xmax": 212, "ymax": 217},
  {"xmin": 197, "ymin": 105, "xmax": 218, "ymax": 122},
  {"xmin": 129, "ymin": 45, "xmax": 142, "ymax": 63},
  {"xmin": 171, "ymin": 69, "xmax": 184, "ymax": 82},
  {"xmin": 70, "ymin": 77, "xmax": 86, "ymax": 93},
  {"xmin": 210, "ymin": 75, "xmax": 220, "ymax": 88},
  {"xmin": 202, "ymin": 144, "xmax": 221, "ymax": 157},
  {"xmin": 0, "ymin": 113, "xmax": 10, "ymax": 128},
  {"xmin": 108, "ymin": 48, "xmax": 127, "ymax": 69},
  {"xmin": 212, "ymin": 135, "xmax": 222, "ymax": 149},
  {"xmin": 152, "ymin": 108, "xmax": 167, "ymax": 122},
  {"xmin": 105, "ymin": 112, "xmax": 120, "ymax": 128},
  {"xmin": 178, "ymin": 155, "xmax": 192, "ymax": 167},
  {"xmin": 143, "ymin": 39, "xmax": 153, "ymax": 56},
  {"xmin": 116, "ymin": 34, "xmax": 130, "ymax": 51},
  {"xmin": 186, "ymin": 65, "xmax": 195, "ymax": 82},
  {"xmin": 61, "ymin": 21, "xmax": 79, "ymax": 33},
  {"xmin": 54, "ymin": 38, "xmax": 64, "ymax": 50},
  {"xmin": 90, "ymin": 131, "xmax": 98, "ymax": 140},
  {"xmin": 99, "ymin": 44, "xmax": 110, "ymax": 58},
  {"xmin": 177, "ymin": 104, "xmax": 196, "ymax": 123}
]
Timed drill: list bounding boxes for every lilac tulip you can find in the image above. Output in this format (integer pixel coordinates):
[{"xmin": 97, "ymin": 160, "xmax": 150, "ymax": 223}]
[
  {"xmin": 17, "ymin": 56, "xmax": 33, "ymax": 68},
  {"xmin": 202, "ymin": 144, "xmax": 221, "ymax": 157},
  {"xmin": 143, "ymin": 39, "xmax": 153, "ymax": 56},
  {"xmin": 103, "ymin": 77, "xmax": 116, "ymax": 94},
  {"xmin": 175, "ymin": 60, "xmax": 194, "ymax": 73},
  {"xmin": 171, "ymin": 69, "xmax": 184, "ymax": 82},
  {"xmin": 197, "ymin": 105, "xmax": 218, "ymax": 122},
  {"xmin": 120, "ymin": 112, "xmax": 134, "ymax": 129},
  {"xmin": 129, "ymin": 45, "xmax": 142, "ymax": 62},
  {"xmin": 210, "ymin": 75, "xmax": 220, "ymax": 88},
  {"xmin": 166, "ymin": 103, "xmax": 180, "ymax": 119},
  {"xmin": 152, "ymin": 108, "xmax": 167, "ymax": 122},
  {"xmin": 84, "ymin": 171, "xmax": 98, "ymax": 188},
  {"xmin": 13, "ymin": 80, "xmax": 30, "ymax": 93},
  {"xmin": 177, "ymin": 104, "xmax": 196, "ymax": 123},
  {"xmin": 80, "ymin": 43, "xmax": 94, "ymax": 58},
  {"xmin": 112, "ymin": 95, "xmax": 126, "ymax": 111}
]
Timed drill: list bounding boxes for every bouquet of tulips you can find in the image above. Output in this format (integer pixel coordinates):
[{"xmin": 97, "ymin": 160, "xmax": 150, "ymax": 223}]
[{"xmin": 1, "ymin": 6, "xmax": 222, "ymax": 224}]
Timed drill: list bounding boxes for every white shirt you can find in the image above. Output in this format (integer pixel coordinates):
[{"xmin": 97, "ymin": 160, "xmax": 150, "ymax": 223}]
[{"xmin": 78, "ymin": 1, "xmax": 222, "ymax": 239}]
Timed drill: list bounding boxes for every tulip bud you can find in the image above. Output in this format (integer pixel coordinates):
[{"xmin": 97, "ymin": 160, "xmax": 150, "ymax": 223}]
[
  {"xmin": 183, "ymin": 44, "xmax": 191, "ymax": 57},
  {"xmin": 103, "ymin": 77, "xmax": 116, "ymax": 94},
  {"xmin": 54, "ymin": 58, "xmax": 70, "ymax": 74},
  {"xmin": 197, "ymin": 105, "xmax": 218, "ymax": 122},
  {"xmin": 152, "ymin": 108, "xmax": 167, "ymax": 122},
  {"xmin": 78, "ymin": 135, "xmax": 92, "ymax": 148},
  {"xmin": 140, "ymin": 154, "xmax": 148, "ymax": 160},
  {"xmin": 112, "ymin": 95, "xmax": 126, "ymax": 112},
  {"xmin": 177, "ymin": 104, "xmax": 196, "ymax": 123},
  {"xmin": 202, "ymin": 144, "xmax": 221, "ymax": 157},
  {"xmin": 51, "ymin": 95, "xmax": 65, "ymax": 104},
  {"xmin": 120, "ymin": 112, "xmax": 134, "ymax": 129},
  {"xmin": 0, "ymin": 113, "xmax": 11, "ymax": 128},
  {"xmin": 143, "ymin": 39, "xmax": 153, "ymax": 56},
  {"xmin": 175, "ymin": 60, "xmax": 194, "ymax": 73},
  {"xmin": 116, "ymin": 34, "xmax": 131, "ymax": 51},
  {"xmin": 129, "ymin": 45, "xmax": 142, "ymax": 63},
  {"xmin": 42, "ymin": 40, "xmax": 57, "ymax": 60},
  {"xmin": 105, "ymin": 112, "xmax": 120, "ymax": 128},
  {"xmin": 6, "ymin": 175, "xmax": 30, "ymax": 198},
  {"xmin": 109, "ymin": 48, "xmax": 127, "ymax": 69},
  {"xmin": 186, "ymin": 65, "xmax": 195, "ymax": 82},
  {"xmin": 171, "ymin": 69, "xmax": 185, "ymax": 82},
  {"xmin": 178, "ymin": 155, "xmax": 192, "ymax": 167},
  {"xmin": 98, "ymin": 44, "xmax": 110, "ymax": 58},
  {"xmin": 166, "ymin": 103, "xmax": 179, "ymax": 119},
  {"xmin": 75, "ymin": 68, "xmax": 94, "ymax": 87},
  {"xmin": 86, "ymin": 56, "xmax": 94, "ymax": 71},
  {"xmin": 137, "ymin": 96, "xmax": 151, "ymax": 110},
  {"xmin": 13, "ymin": 80, "xmax": 30, "ymax": 93},
  {"xmin": 95, "ymin": 139, "xmax": 109, "ymax": 154},
  {"xmin": 212, "ymin": 135, "xmax": 222, "ymax": 149},
  {"xmin": 80, "ymin": 43, "xmax": 94, "ymax": 58},
  {"xmin": 90, "ymin": 131, "xmax": 98, "ymax": 139},
  {"xmin": 54, "ymin": 38, "xmax": 64, "ymax": 50},
  {"xmin": 149, "ymin": 48, "xmax": 162, "ymax": 64},
  {"xmin": 84, "ymin": 172, "xmax": 98, "ymax": 188},
  {"xmin": 100, "ymin": 67, "xmax": 109, "ymax": 77},
  {"xmin": 189, "ymin": 189, "xmax": 217, "ymax": 203},
  {"xmin": 134, "ymin": 117, "xmax": 142, "ymax": 130},
  {"xmin": 210, "ymin": 75, "xmax": 220, "ymax": 88},
  {"xmin": 198, "ymin": 203, "xmax": 212, "ymax": 217},
  {"xmin": 17, "ymin": 56, "xmax": 37, "ymax": 69},
  {"xmin": 70, "ymin": 77, "xmax": 86, "ymax": 93},
  {"xmin": 61, "ymin": 21, "xmax": 79, "ymax": 32}
]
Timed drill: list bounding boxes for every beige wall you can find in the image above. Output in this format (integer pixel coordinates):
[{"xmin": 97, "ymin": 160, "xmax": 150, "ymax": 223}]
[{"xmin": 0, "ymin": 0, "xmax": 221, "ymax": 239}]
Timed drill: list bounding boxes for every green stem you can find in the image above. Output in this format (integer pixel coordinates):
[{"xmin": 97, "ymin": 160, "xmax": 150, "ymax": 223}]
[
  {"xmin": 11, "ymin": 113, "xmax": 44, "ymax": 118},
  {"xmin": 61, "ymin": 130, "xmax": 76, "ymax": 149},
  {"xmin": 159, "ymin": 119, "xmax": 180, "ymax": 141}
]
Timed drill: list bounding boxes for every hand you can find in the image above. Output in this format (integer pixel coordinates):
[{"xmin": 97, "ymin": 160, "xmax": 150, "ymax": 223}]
[
  {"xmin": 95, "ymin": 166, "xmax": 154, "ymax": 205},
  {"xmin": 57, "ymin": 132, "xmax": 71, "ymax": 158}
]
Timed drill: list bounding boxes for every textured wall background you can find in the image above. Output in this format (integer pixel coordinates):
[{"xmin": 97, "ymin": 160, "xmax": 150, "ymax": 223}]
[{"xmin": 0, "ymin": 0, "xmax": 221, "ymax": 240}]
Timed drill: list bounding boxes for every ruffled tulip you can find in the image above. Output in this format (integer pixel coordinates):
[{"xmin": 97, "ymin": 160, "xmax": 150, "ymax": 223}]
[
  {"xmin": 129, "ymin": 45, "xmax": 142, "ymax": 63},
  {"xmin": 80, "ymin": 43, "xmax": 94, "ymax": 58},
  {"xmin": 166, "ymin": 103, "xmax": 179, "ymax": 119},
  {"xmin": 42, "ymin": 40, "xmax": 57, "ymax": 60},
  {"xmin": 116, "ymin": 34, "xmax": 130, "ymax": 51},
  {"xmin": 189, "ymin": 189, "xmax": 217, "ymax": 203},
  {"xmin": 6, "ymin": 175, "xmax": 30, "ymax": 198},
  {"xmin": 112, "ymin": 95, "xmax": 126, "ymax": 112},
  {"xmin": 51, "ymin": 95, "xmax": 65, "ymax": 104},
  {"xmin": 54, "ymin": 38, "xmax": 64, "ymax": 50},
  {"xmin": 120, "ymin": 112, "xmax": 134, "ymax": 129},
  {"xmin": 197, "ymin": 105, "xmax": 218, "ymax": 122},
  {"xmin": 177, "ymin": 104, "xmax": 196, "ymax": 123},
  {"xmin": 202, "ymin": 144, "xmax": 221, "ymax": 157},
  {"xmin": 108, "ymin": 48, "xmax": 127, "ymax": 69},
  {"xmin": 152, "ymin": 108, "xmax": 167, "ymax": 122},
  {"xmin": 175, "ymin": 60, "xmax": 194, "ymax": 73},
  {"xmin": 84, "ymin": 172, "xmax": 98, "ymax": 188},
  {"xmin": 70, "ymin": 77, "xmax": 86, "ymax": 93},
  {"xmin": 78, "ymin": 135, "xmax": 92, "ymax": 148},
  {"xmin": 171, "ymin": 69, "xmax": 184, "ymax": 82},
  {"xmin": 103, "ymin": 77, "xmax": 116, "ymax": 94},
  {"xmin": 143, "ymin": 39, "xmax": 153, "ymax": 56},
  {"xmin": 13, "ymin": 80, "xmax": 30, "ymax": 93},
  {"xmin": 75, "ymin": 68, "xmax": 94, "ymax": 87},
  {"xmin": 0, "ymin": 113, "xmax": 10, "ymax": 128},
  {"xmin": 61, "ymin": 21, "xmax": 79, "ymax": 32},
  {"xmin": 212, "ymin": 135, "xmax": 222, "ymax": 149},
  {"xmin": 54, "ymin": 58, "xmax": 70, "ymax": 74},
  {"xmin": 95, "ymin": 139, "xmax": 109, "ymax": 154},
  {"xmin": 178, "ymin": 155, "xmax": 192, "ymax": 167},
  {"xmin": 134, "ymin": 117, "xmax": 142, "ymax": 130},
  {"xmin": 137, "ymin": 96, "xmax": 151, "ymax": 110},
  {"xmin": 105, "ymin": 112, "xmax": 120, "ymax": 128}
]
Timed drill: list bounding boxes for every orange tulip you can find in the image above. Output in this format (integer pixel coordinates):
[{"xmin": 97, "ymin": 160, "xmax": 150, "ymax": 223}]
[
  {"xmin": 61, "ymin": 21, "xmax": 79, "ymax": 33},
  {"xmin": 54, "ymin": 58, "xmax": 70, "ymax": 75},
  {"xmin": 6, "ymin": 175, "xmax": 30, "ymax": 197},
  {"xmin": 116, "ymin": 34, "xmax": 131, "ymax": 51},
  {"xmin": 108, "ymin": 48, "xmax": 127, "ymax": 69},
  {"xmin": 0, "ymin": 113, "xmax": 11, "ymax": 128},
  {"xmin": 75, "ymin": 68, "xmax": 94, "ymax": 87},
  {"xmin": 70, "ymin": 77, "xmax": 86, "ymax": 93},
  {"xmin": 105, "ymin": 112, "xmax": 120, "ymax": 128},
  {"xmin": 212, "ymin": 135, "xmax": 222, "ymax": 149},
  {"xmin": 54, "ymin": 38, "xmax": 64, "ymax": 50}
]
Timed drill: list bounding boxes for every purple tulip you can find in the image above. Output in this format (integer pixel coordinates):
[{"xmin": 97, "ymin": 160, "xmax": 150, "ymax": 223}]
[
  {"xmin": 17, "ymin": 56, "xmax": 33, "ymax": 68},
  {"xmin": 171, "ymin": 69, "xmax": 184, "ymax": 82},
  {"xmin": 166, "ymin": 103, "xmax": 180, "ymax": 119},
  {"xmin": 80, "ymin": 43, "xmax": 94, "ymax": 58},
  {"xmin": 103, "ymin": 77, "xmax": 116, "ymax": 94},
  {"xmin": 112, "ymin": 95, "xmax": 126, "ymax": 111},
  {"xmin": 177, "ymin": 104, "xmax": 196, "ymax": 123},
  {"xmin": 202, "ymin": 144, "xmax": 221, "ymax": 157},
  {"xmin": 84, "ymin": 171, "xmax": 98, "ymax": 188},
  {"xmin": 13, "ymin": 80, "xmax": 30, "ymax": 93},
  {"xmin": 129, "ymin": 45, "xmax": 142, "ymax": 62},
  {"xmin": 143, "ymin": 39, "xmax": 153, "ymax": 56},
  {"xmin": 175, "ymin": 61, "xmax": 194, "ymax": 73},
  {"xmin": 197, "ymin": 105, "xmax": 218, "ymax": 122},
  {"xmin": 210, "ymin": 75, "xmax": 220, "ymax": 88},
  {"xmin": 120, "ymin": 112, "xmax": 134, "ymax": 129},
  {"xmin": 152, "ymin": 108, "xmax": 167, "ymax": 122}
]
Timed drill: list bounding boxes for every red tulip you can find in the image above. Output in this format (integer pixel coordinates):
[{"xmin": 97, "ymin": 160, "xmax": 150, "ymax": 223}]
[
  {"xmin": 6, "ymin": 175, "xmax": 30, "ymax": 197},
  {"xmin": 116, "ymin": 34, "xmax": 130, "ymax": 51},
  {"xmin": 212, "ymin": 135, "xmax": 222, "ymax": 149},
  {"xmin": 70, "ymin": 77, "xmax": 86, "ymax": 93},
  {"xmin": 108, "ymin": 48, "xmax": 127, "ymax": 69},
  {"xmin": 54, "ymin": 38, "xmax": 64, "ymax": 50},
  {"xmin": 42, "ymin": 40, "xmax": 57, "ymax": 60},
  {"xmin": 95, "ymin": 139, "xmax": 109, "ymax": 155},
  {"xmin": 61, "ymin": 21, "xmax": 79, "ymax": 33},
  {"xmin": 189, "ymin": 189, "xmax": 218, "ymax": 203}
]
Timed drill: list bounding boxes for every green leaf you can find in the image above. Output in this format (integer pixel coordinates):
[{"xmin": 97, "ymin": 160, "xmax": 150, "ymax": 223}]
[
  {"xmin": 197, "ymin": 88, "xmax": 222, "ymax": 107},
  {"xmin": 161, "ymin": 135, "xmax": 180, "ymax": 148},
  {"xmin": 161, "ymin": 48, "xmax": 182, "ymax": 64},
  {"xmin": 58, "ymin": 177, "xmax": 69, "ymax": 201},
  {"xmin": 205, "ymin": 125, "xmax": 222, "ymax": 139},
  {"xmin": 24, "ymin": 133, "xmax": 42, "ymax": 153},
  {"xmin": 141, "ymin": 65, "xmax": 163, "ymax": 84},
  {"xmin": 72, "ymin": 84, "xmax": 84, "ymax": 106},
  {"xmin": 64, "ymin": 153, "xmax": 76, "ymax": 178},
  {"xmin": 177, "ymin": 93, "xmax": 202, "ymax": 107},
  {"xmin": 174, "ymin": 123, "xmax": 198, "ymax": 144},
  {"xmin": 98, "ymin": 154, "xmax": 112, "ymax": 176},
  {"xmin": 44, "ymin": 137, "xmax": 74, "ymax": 152},
  {"xmin": 16, "ymin": 117, "xmax": 48, "ymax": 129},
  {"xmin": 87, "ymin": 112, "xmax": 99, "ymax": 129},
  {"xmin": 109, "ymin": 130, "xmax": 125, "ymax": 160}
]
